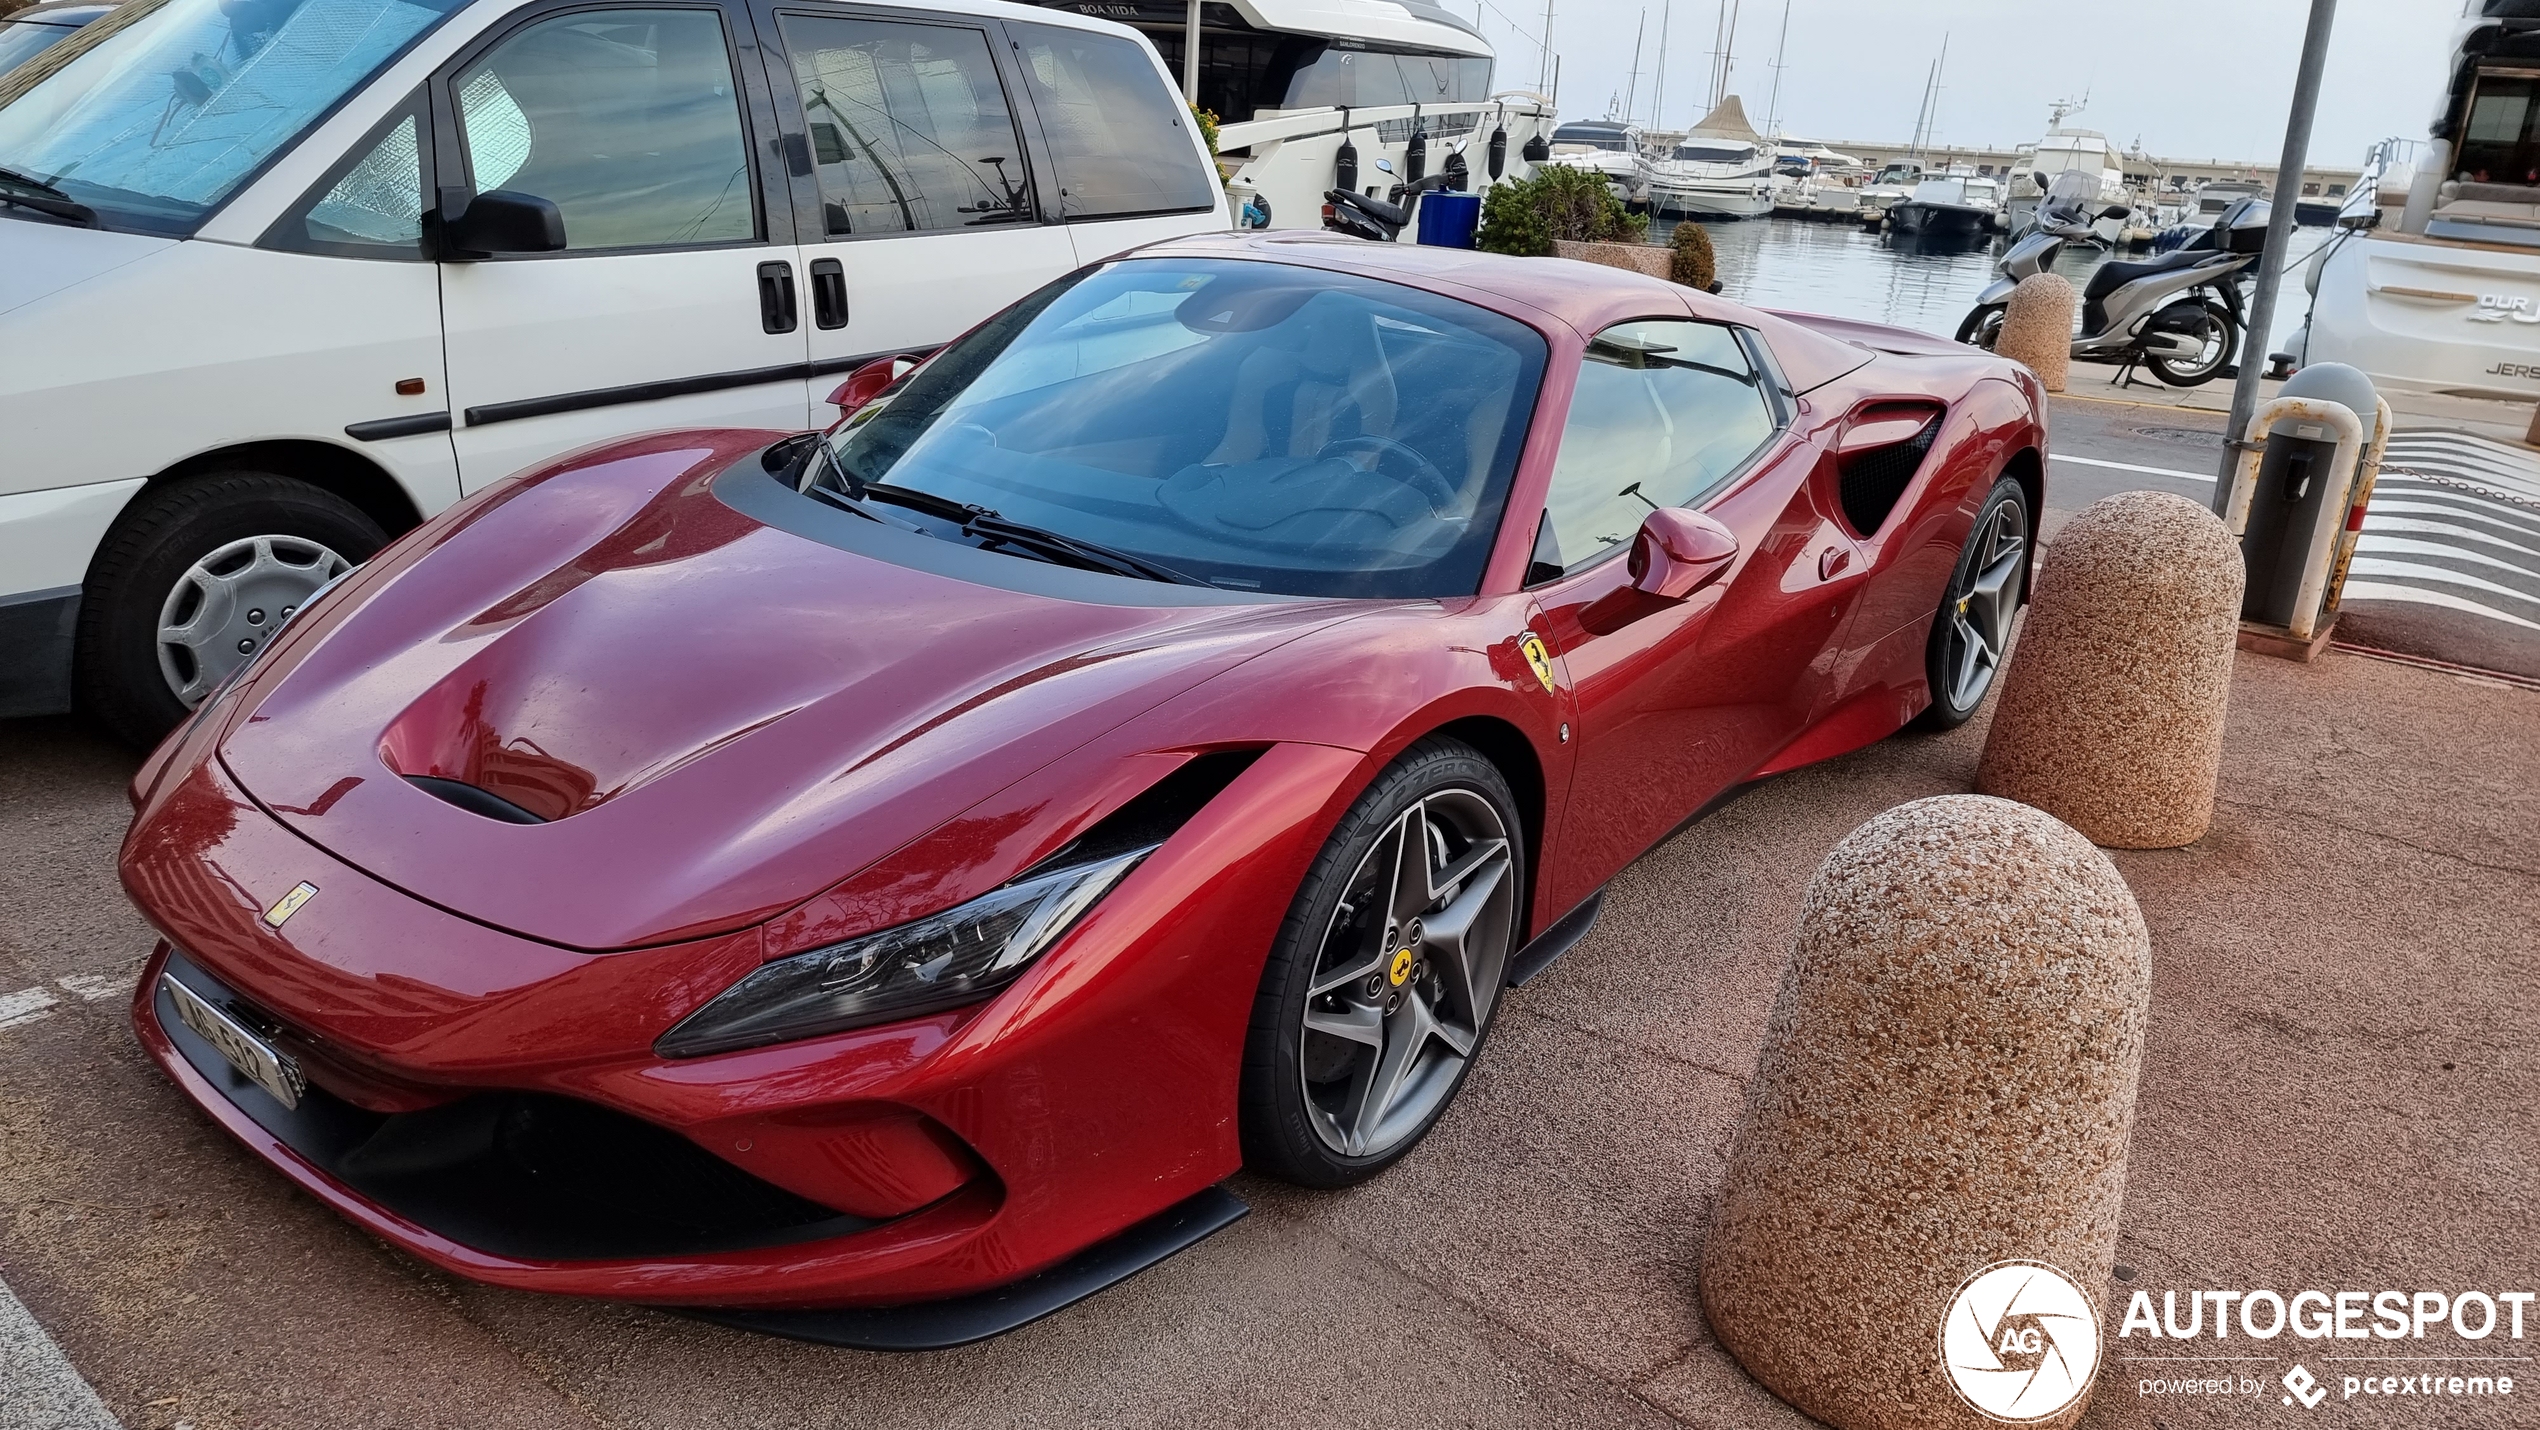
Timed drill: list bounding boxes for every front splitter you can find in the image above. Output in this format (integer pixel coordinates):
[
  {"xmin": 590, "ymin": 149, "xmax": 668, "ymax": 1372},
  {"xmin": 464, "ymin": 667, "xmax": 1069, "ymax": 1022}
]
[{"xmin": 686, "ymin": 1186, "xmax": 1249, "ymax": 1351}]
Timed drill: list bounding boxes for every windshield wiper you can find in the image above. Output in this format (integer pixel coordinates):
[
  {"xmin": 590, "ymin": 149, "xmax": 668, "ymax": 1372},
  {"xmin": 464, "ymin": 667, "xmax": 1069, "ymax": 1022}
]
[
  {"xmin": 856, "ymin": 481, "xmax": 1202, "ymax": 586},
  {"xmin": 0, "ymin": 167, "xmax": 97, "ymax": 227}
]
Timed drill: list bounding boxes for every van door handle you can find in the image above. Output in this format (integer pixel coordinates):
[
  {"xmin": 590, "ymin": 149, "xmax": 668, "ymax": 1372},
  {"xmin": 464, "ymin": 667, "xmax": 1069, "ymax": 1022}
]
[
  {"xmin": 809, "ymin": 258, "xmax": 847, "ymax": 330},
  {"xmin": 757, "ymin": 261, "xmax": 798, "ymax": 334}
]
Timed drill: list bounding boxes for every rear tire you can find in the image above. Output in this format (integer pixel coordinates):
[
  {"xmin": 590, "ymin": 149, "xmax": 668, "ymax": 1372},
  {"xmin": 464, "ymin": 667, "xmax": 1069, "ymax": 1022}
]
[
  {"xmin": 76, "ymin": 472, "xmax": 386, "ymax": 748},
  {"xmin": 2145, "ymin": 302, "xmax": 2237, "ymax": 387},
  {"xmin": 1239, "ymin": 737, "xmax": 1524, "ymax": 1189}
]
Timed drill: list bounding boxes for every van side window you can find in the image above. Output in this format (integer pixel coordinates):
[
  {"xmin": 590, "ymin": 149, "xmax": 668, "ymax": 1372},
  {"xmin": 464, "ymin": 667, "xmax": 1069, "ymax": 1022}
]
[
  {"xmin": 775, "ymin": 15, "xmax": 1031, "ymax": 236},
  {"xmin": 1008, "ymin": 23, "xmax": 1216, "ymax": 220},
  {"xmin": 452, "ymin": 8, "xmax": 754, "ymax": 251},
  {"xmin": 265, "ymin": 92, "xmax": 432, "ymax": 258},
  {"xmin": 1535, "ymin": 319, "xmax": 1775, "ymax": 576}
]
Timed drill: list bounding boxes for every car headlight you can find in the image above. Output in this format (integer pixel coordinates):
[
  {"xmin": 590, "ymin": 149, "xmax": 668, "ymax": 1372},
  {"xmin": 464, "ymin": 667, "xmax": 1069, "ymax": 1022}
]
[{"xmin": 655, "ymin": 847, "xmax": 1154, "ymax": 1058}]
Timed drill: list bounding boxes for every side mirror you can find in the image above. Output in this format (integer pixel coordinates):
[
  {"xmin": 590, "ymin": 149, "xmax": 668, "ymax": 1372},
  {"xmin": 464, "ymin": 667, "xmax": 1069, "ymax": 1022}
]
[
  {"xmin": 443, "ymin": 190, "xmax": 565, "ymax": 257},
  {"xmin": 2100, "ymin": 204, "xmax": 2131, "ymax": 221},
  {"xmin": 825, "ymin": 353, "xmax": 911, "ymax": 424},
  {"xmin": 1626, "ymin": 508, "xmax": 1739, "ymax": 600},
  {"xmin": 1373, "ymin": 157, "xmax": 1397, "ymax": 175}
]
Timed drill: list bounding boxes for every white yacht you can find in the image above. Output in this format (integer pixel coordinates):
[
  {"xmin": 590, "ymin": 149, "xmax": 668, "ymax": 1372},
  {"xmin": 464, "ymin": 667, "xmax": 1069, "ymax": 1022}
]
[
  {"xmin": 1647, "ymin": 95, "xmax": 1777, "ymax": 219},
  {"xmin": 2001, "ymin": 108, "xmax": 2128, "ymax": 229},
  {"xmin": 1544, "ymin": 118, "xmax": 1655, "ymax": 206},
  {"xmin": 2300, "ymin": 2, "xmax": 2540, "ymax": 400},
  {"xmin": 1026, "ymin": 0, "xmax": 1558, "ymax": 236},
  {"xmin": 1858, "ymin": 159, "xmax": 1925, "ymax": 226}
]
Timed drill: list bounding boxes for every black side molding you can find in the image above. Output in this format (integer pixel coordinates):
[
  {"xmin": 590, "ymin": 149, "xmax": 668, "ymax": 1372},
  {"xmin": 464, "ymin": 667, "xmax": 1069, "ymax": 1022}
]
[
  {"xmin": 461, "ymin": 346, "xmax": 946, "ymax": 429},
  {"xmin": 687, "ymin": 1185, "xmax": 1250, "ymax": 1351},
  {"xmin": 1506, "ymin": 888, "xmax": 1605, "ymax": 988},
  {"xmin": 345, "ymin": 412, "xmax": 452, "ymax": 441}
]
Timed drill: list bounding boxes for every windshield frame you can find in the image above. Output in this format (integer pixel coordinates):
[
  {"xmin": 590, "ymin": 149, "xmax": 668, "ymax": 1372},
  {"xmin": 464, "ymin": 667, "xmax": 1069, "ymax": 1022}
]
[
  {"xmin": 804, "ymin": 255, "xmax": 1556, "ymax": 602},
  {"xmin": 0, "ymin": 0, "xmax": 475, "ymax": 238}
]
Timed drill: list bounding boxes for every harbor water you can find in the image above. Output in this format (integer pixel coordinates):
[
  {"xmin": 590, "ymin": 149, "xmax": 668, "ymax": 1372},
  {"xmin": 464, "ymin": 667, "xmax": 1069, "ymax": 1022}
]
[{"xmin": 1653, "ymin": 215, "xmax": 2332, "ymax": 362}]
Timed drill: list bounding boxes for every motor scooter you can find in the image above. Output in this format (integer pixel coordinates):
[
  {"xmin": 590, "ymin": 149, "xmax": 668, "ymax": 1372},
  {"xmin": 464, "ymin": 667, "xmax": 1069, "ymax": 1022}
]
[
  {"xmin": 1322, "ymin": 156, "xmax": 1465, "ymax": 242},
  {"xmin": 1960, "ymin": 172, "xmax": 2270, "ymax": 388}
]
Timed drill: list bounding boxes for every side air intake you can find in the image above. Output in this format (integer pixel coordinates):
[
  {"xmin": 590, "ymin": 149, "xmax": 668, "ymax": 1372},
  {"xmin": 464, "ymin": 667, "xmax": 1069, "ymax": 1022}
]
[{"xmin": 1834, "ymin": 406, "xmax": 1943, "ymax": 537}]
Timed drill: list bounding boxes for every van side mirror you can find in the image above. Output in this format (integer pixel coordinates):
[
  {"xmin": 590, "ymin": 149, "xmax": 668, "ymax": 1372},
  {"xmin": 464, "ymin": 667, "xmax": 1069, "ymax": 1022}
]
[
  {"xmin": 443, "ymin": 190, "xmax": 566, "ymax": 257},
  {"xmin": 1627, "ymin": 508, "xmax": 1739, "ymax": 599}
]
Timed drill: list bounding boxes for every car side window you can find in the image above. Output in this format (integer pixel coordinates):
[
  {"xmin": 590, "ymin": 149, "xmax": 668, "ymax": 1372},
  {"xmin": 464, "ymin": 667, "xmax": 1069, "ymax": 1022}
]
[
  {"xmin": 1533, "ymin": 319, "xmax": 1776, "ymax": 577},
  {"xmin": 776, "ymin": 14, "xmax": 1031, "ymax": 237},
  {"xmin": 452, "ymin": 7, "xmax": 754, "ymax": 252},
  {"xmin": 1008, "ymin": 22, "xmax": 1217, "ymax": 220},
  {"xmin": 265, "ymin": 91, "xmax": 432, "ymax": 258}
]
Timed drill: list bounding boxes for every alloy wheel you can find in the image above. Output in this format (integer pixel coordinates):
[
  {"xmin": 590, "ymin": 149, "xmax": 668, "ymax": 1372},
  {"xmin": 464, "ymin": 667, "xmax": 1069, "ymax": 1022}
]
[
  {"xmin": 156, "ymin": 534, "xmax": 349, "ymax": 707},
  {"xmin": 1938, "ymin": 497, "xmax": 2027, "ymax": 712},
  {"xmin": 1297, "ymin": 790, "xmax": 1516, "ymax": 1159}
]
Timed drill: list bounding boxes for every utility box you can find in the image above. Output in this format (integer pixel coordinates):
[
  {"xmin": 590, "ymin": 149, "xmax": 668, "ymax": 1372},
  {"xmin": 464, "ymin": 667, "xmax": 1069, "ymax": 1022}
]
[{"xmin": 2224, "ymin": 363, "xmax": 2386, "ymax": 659}]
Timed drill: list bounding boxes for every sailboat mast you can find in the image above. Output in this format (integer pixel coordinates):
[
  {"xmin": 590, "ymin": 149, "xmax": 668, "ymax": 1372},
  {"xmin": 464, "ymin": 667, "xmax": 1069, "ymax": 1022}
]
[
  {"xmin": 1539, "ymin": 0, "xmax": 1555, "ymax": 92},
  {"xmin": 1623, "ymin": 9, "xmax": 1646, "ymax": 119},
  {"xmin": 1763, "ymin": 0, "xmax": 1790, "ymax": 138},
  {"xmin": 1650, "ymin": 0, "xmax": 1672, "ymax": 129}
]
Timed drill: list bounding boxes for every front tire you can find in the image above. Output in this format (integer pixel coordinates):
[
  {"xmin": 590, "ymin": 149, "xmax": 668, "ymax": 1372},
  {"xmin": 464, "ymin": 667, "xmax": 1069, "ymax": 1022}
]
[
  {"xmin": 1912, "ymin": 477, "xmax": 2029, "ymax": 731},
  {"xmin": 75, "ymin": 472, "xmax": 386, "ymax": 747},
  {"xmin": 1956, "ymin": 303, "xmax": 2006, "ymax": 350},
  {"xmin": 1239, "ymin": 738, "xmax": 1524, "ymax": 1188}
]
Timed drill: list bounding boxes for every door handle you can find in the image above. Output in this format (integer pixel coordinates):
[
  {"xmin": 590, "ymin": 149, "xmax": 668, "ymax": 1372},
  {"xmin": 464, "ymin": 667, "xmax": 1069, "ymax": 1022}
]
[
  {"xmin": 809, "ymin": 257, "xmax": 847, "ymax": 330},
  {"xmin": 757, "ymin": 260, "xmax": 798, "ymax": 334},
  {"xmin": 1818, "ymin": 545, "xmax": 1852, "ymax": 581}
]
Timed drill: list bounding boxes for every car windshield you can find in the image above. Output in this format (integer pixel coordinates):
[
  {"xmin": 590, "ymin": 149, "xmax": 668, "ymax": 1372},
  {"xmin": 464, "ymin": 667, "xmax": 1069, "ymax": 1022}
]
[
  {"xmin": 0, "ymin": 17, "xmax": 87, "ymax": 77},
  {"xmin": 816, "ymin": 257, "xmax": 1548, "ymax": 599},
  {"xmin": 0, "ymin": 0, "xmax": 464, "ymax": 235}
]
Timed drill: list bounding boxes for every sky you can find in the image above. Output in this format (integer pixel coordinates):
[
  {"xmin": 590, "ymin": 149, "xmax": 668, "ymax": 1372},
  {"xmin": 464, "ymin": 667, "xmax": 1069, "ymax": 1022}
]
[{"xmin": 1467, "ymin": 0, "xmax": 2464, "ymax": 167}]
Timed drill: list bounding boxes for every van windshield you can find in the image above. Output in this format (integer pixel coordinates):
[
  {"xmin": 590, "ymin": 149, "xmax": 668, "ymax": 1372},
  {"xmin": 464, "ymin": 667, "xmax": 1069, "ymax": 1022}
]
[{"xmin": 0, "ymin": 0, "xmax": 464, "ymax": 235}]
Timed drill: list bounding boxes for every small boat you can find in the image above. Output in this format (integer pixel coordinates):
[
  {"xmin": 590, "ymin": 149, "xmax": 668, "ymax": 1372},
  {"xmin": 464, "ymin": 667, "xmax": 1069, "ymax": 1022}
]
[
  {"xmin": 1544, "ymin": 119, "xmax": 1655, "ymax": 206},
  {"xmin": 1647, "ymin": 95, "xmax": 1777, "ymax": 220},
  {"xmin": 1858, "ymin": 159, "xmax": 1924, "ymax": 227},
  {"xmin": 1886, "ymin": 174, "xmax": 1996, "ymax": 241}
]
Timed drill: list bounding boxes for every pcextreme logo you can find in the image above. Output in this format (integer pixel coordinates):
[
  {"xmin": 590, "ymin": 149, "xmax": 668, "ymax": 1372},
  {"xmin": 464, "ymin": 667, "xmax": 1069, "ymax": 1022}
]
[{"xmin": 1940, "ymin": 1261, "xmax": 2103, "ymax": 1423}]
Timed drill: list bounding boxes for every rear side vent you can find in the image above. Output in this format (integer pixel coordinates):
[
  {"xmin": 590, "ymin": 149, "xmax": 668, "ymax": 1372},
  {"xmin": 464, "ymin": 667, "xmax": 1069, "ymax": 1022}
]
[
  {"xmin": 1835, "ymin": 413, "xmax": 1942, "ymax": 537},
  {"xmin": 405, "ymin": 775, "xmax": 549, "ymax": 825}
]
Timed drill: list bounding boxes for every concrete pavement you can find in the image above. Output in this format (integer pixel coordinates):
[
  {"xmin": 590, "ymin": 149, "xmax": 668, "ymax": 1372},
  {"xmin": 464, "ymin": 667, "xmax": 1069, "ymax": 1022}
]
[{"xmin": 1, "ymin": 458, "xmax": 2534, "ymax": 1429}]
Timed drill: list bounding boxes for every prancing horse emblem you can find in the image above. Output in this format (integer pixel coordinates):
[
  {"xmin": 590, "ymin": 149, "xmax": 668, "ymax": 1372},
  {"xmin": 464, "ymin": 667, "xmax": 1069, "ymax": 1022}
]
[{"xmin": 262, "ymin": 881, "xmax": 318, "ymax": 929}]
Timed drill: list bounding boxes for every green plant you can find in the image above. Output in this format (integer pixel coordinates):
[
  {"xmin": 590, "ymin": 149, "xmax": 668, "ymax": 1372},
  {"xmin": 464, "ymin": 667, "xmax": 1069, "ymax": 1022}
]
[
  {"xmin": 1475, "ymin": 165, "xmax": 1647, "ymax": 256},
  {"xmin": 1670, "ymin": 220, "xmax": 1717, "ymax": 290}
]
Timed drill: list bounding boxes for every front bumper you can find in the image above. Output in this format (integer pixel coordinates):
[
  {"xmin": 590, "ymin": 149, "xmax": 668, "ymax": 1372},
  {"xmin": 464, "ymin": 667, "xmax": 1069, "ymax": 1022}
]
[{"xmin": 122, "ymin": 745, "xmax": 1355, "ymax": 1311}]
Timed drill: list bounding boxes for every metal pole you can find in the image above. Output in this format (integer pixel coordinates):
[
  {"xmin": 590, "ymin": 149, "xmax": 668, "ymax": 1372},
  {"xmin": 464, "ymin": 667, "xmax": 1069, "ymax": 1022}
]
[
  {"xmin": 2215, "ymin": 0, "xmax": 2338, "ymax": 514},
  {"xmin": 1182, "ymin": 0, "xmax": 1201, "ymax": 104}
]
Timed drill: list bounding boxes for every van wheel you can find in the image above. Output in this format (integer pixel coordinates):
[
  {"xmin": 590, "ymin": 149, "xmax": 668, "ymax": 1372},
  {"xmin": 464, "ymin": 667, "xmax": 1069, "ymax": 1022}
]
[{"xmin": 77, "ymin": 472, "xmax": 386, "ymax": 748}]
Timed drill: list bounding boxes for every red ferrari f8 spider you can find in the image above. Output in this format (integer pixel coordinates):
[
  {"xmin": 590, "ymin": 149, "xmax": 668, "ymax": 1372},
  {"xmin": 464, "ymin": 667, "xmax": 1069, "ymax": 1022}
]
[{"xmin": 121, "ymin": 232, "xmax": 2045, "ymax": 1346}]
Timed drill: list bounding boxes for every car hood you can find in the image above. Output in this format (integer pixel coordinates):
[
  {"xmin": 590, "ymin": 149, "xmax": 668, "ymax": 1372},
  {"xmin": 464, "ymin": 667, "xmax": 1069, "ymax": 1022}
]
[
  {"xmin": 0, "ymin": 217, "xmax": 170, "ymax": 319},
  {"xmin": 219, "ymin": 435, "xmax": 1352, "ymax": 951}
]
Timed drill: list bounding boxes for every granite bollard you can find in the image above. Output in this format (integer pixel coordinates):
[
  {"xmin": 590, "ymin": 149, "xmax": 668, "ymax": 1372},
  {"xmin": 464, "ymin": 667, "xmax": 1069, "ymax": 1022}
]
[
  {"xmin": 1994, "ymin": 273, "xmax": 2076, "ymax": 393},
  {"xmin": 1701, "ymin": 795, "xmax": 2150, "ymax": 1430},
  {"xmin": 1977, "ymin": 490, "xmax": 2244, "ymax": 848}
]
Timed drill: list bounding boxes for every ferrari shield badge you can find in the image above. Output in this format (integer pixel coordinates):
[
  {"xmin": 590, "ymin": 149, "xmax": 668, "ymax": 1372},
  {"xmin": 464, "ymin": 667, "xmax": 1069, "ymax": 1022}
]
[
  {"xmin": 262, "ymin": 881, "xmax": 318, "ymax": 929},
  {"xmin": 1517, "ymin": 632, "xmax": 1556, "ymax": 694}
]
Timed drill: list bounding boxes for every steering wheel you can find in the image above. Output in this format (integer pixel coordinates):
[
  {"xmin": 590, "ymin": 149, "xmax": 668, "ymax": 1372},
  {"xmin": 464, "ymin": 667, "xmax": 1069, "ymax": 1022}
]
[{"xmin": 1315, "ymin": 435, "xmax": 1458, "ymax": 511}]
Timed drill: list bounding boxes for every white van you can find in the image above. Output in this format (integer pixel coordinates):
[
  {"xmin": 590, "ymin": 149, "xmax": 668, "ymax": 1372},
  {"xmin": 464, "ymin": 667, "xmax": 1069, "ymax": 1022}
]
[{"xmin": 0, "ymin": 0, "xmax": 1225, "ymax": 743}]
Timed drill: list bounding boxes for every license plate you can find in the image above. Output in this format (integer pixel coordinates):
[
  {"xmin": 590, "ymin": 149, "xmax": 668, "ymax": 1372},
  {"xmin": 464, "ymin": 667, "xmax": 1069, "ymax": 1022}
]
[{"xmin": 162, "ymin": 973, "xmax": 305, "ymax": 1110}]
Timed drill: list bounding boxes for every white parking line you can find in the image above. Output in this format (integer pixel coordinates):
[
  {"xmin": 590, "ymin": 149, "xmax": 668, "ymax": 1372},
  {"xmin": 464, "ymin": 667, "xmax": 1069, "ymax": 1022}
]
[
  {"xmin": 0, "ymin": 1274, "xmax": 122, "ymax": 1430},
  {"xmin": 54, "ymin": 975, "xmax": 127, "ymax": 1003},
  {"xmin": 2051, "ymin": 452, "xmax": 2215, "ymax": 483},
  {"xmin": 0, "ymin": 988, "xmax": 60, "ymax": 1031}
]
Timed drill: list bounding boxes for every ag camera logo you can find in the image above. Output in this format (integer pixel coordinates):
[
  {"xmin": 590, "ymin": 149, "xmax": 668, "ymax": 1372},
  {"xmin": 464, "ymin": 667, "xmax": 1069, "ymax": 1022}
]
[{"xmin": 1941, "ymin": 1261, "xmax": 2104, "ymax": 1422}]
